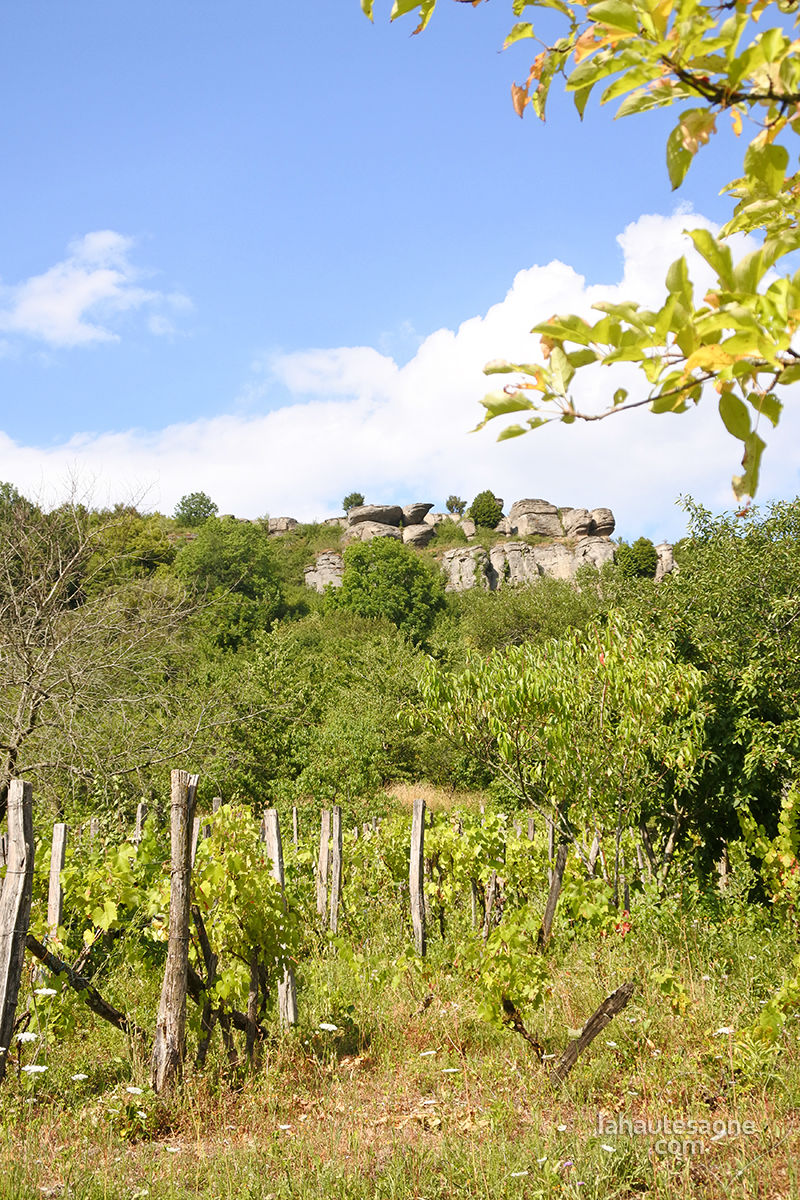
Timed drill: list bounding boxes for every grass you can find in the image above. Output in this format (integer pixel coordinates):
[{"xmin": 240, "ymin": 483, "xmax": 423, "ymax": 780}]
[{"xmin": 2, "ymin": 810, "xmax": 799, "ymax": 1199}]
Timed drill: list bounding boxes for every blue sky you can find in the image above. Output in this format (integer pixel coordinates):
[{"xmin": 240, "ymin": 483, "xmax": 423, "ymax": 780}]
[{"xmin": 1, "ymin": 0, "xmax": 797, "ymax": 540}]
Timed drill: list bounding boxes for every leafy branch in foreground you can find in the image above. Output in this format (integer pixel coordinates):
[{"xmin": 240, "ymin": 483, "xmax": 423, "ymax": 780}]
[{"xmin": 365, "ymin": 0, "xmax": 800, "ymax": 499}]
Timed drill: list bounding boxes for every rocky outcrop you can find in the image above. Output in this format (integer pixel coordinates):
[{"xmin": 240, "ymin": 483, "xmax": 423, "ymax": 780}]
[
  {"xmin": 459, "ymin": 518, "xmax": 476, "ymax": 538},
  {"xmin": 655, "ymin": 543, "xmax": 676, "ymax": 582},
  {"xmin": 403, "ymin": 524, "xmax": 436, "ymax": 548},
  {"xmin": 343, "ymin": 521, "xmax": 403, "ymax": 544},
  {"xmin": 324, "ymin": 516, "xmax": 347, "ymax": 528},
  {"xmin": 591, "ymin": 507, "xmax": 615, "ymax": 536},
  {"xmin": 268, "ymin": 517, "xmax": 299, "ymax": 535},
  {"xmin": 441, "ymin": 547, "xmax": 492, "ymax": 591},
  {"xmin": 559, "ymin": 507, "xmax": 592, "ymax": 538},
  {"xmin": 347, "ymin": 504, "xmax": 403, "ymax": 527},
  {"xmin": 423, "ymin": 512, "xmax": 453, "ymax": 527},
  {"xmin": 305, "ymin": 551, "xmax": 345, "ymax": 592},
  {"xmin": 508, "ymin": 499, "xmax": 563, "ymax": 539},
  {"xmin": 403, "ymin": 503, "xmax": 434, "ymax": 526}
]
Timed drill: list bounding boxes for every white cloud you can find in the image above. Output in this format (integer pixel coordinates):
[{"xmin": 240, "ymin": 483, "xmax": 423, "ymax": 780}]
[
  {"xmin": 1, "ymin": 208, "xmax": 798, "ymax": 542},
  {"xmin": 0, "ymin": 232, "xmax": 191, "ymax": 348}
]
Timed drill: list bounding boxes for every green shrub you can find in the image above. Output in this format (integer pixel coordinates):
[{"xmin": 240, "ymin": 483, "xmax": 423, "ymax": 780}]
[
  {"xmin": 342, "ymin": 491, "xmax": 365, "ymax": 512},
  {"xmin": 468, "ymin": 490, "xmax": 503, "ymax": 529},
  {"xmin": 616, "ymin": 536, "xmax": 658, "ymax": 579}
]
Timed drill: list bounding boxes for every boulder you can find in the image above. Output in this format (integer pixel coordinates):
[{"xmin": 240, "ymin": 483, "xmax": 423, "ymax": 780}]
[
  {"xmin": 489, "ymin": 543, "xmax": 541, "ymax": 587},
  {"xmin": 347, "ymin": 504, "xmax": 403, "ymax": 527},
  {"xmin": 459, "ymin": 518, "xmax": 476, "ymax": 538},
  {"xmin": 343, "ymin": 521, "xmax": 403, "ymax": 544},
  {"xmin": 559, "ymin": 507, "xmax": 592, "ymax": 539},
  {"xmin": 495, "ymin": 516, "xmax": 513, "ymax": 535},
  {"xmin": 655, "ymin": 542, "xmax": 676, "ymax": 582},
  {"xmin": 590, "ymin": 507, "xmax": 615, "ymax": 536},
  {"xmin": 441, "ymin": 547, "xmax": 491, "ymax": 591},
  {"xmin": 508, "ymin": 498, "xmax": 563, "ymax": 538},
  {"xmin": 403, "ymin": 523, "xmax": 435, "ymax": 548},
  {"xmin": 324, "ymin": 516, "xmax": 347, "ymax": 528},
  {"xmin": 304, "ymin": 552, "xmax": 345, "ymax": 593},
  {"xmin": 402, "ymin": 502, "xmax": 434, "ymax": 526},
  {"xmin": 573, "ymin": 536, "xmax": 616, "ymax": 572},
  {"xmin": 268, "ymin": 517, "xmax": 299, "ymax": 535},
  {"xmin": 530, "ymin": 542, "xmax": 577, "ymax": 579},
  {"xmin": 423, "ymin": 512, "xmax": 452, "ymax": 527}
]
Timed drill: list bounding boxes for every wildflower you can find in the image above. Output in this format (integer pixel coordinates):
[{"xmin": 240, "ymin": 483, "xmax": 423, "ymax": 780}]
[
  {"xmin": 714, "ymin": 1026, "xmax": 735, "ymax": 1035},
  {"xmin": 419, "ymin": 1050, "xmax": 437, "ymax": 1057},
  {"xmin": 126, "ymin": 1086, "xmax": 143, "ymax": 1095},
  {"xmin": 277, "ymin": 1124, "xmax": 291, "ymax": 1130},
  {"xmin": 441, "ymin": 1068, "xmax": 459, "ymax": 1074},
  {"xmin": 71, "ymin": 1073, "xmax": 88, "ymax": 1081},
  {"xmin": 557, "ymin": 1124, "xmax": 567, "ymax": 1132},
  {"xmin": 605, "ymin": 1040, "xmax": 618, "ymax": 1048},
  {"xmin": 21, "ymin": 1064, "xmax": 47, "ymax": 1074},
  {"xmin": 33, "ymin": 988, "xmax": 57, "ymax": 998},
  {"xmin": 600, "ymin": 1144, "xmax": 616, "ymax": 1153},
  {"xmin": 509, "ymin": 1171, "xmax": 529, "ymax": 1178},
  {"xmin": 16, "ymin": 1032, "xmax": 37, "ymax": 1043},
  {"xmin": 318, "ymin": 1022, "xmax": 338, "ymax": 1033}
]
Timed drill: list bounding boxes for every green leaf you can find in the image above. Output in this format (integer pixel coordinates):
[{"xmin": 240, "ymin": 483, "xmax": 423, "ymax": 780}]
[
  {"xmin": 778, "ymin": 363, "xmax": 800, "ymax": 386},
  {"xmin": 549, "ymin": 345, "xmax": 575, "ymax": 393},
  {"xmin": 391, "ymin": 0, "xmax": 423, "ymax": 20},
  {"xmin": 361, "ymin": 0, "xmax": 374, "ymax": 17},
  {"xmin": 733, "ymin": 430, "xmax": 767, "ymax": 500},
  {"xmin": 666, "ymin": 123, "xmax": 692, "ymax": 190},
  {"xmin": 732, "ymin": 249, "xmax": 767, "ymax": 294},
  {"xmin": 719, "ymin": 389, "xmax": 751, "ymax": 441},
  {"xmin": 586, "ymin": 0, "xmax": 639, "ymax": 34},
  {"xmin": 748, "ymin": 391, "xmax": 782, "ymax": 427},
  {"xmin": 497, "ymin": 423, "xmax": 531, "ymax": 440},
  {"xmin": 504, "ymin": 22, "xmax": 535, "ymax": 47},
  {"xmin": 531, "ymin": 313, "xmax": 594, "ymax": 344},
  {"xmin": 744, "ymin": 142, "xmax": 789, "ymax": 197},
  {"xmin": 687, "ymin": 229, "xmax": 734, "ymax": 291},
  {"xmin": 479, "ymin": 390, "xmax": 535, "ymax": 418}
]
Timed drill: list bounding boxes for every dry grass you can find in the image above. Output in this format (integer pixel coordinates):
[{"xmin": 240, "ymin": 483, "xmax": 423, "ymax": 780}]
[{"xmin": 383, "ymin": 781, "xmax": 486, "ymax": 813}]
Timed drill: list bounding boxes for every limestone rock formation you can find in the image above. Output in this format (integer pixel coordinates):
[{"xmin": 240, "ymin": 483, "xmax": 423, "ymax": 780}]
[
  {"xmin": 305, "ymin": 552, "xmax": 345, "ymax": 593},
  {"xmin": 655, "ymin": 543, "xmax": 676, "ymax": 582},
  {"xmin": 591, "ymin": 507, "xmax": 615, "ymax": 536},
  {"xmin": 402, "ymin": 503, "xmax": 434, "ymax": 526},
  {"xmin": 441, "ymin": 547, "xmax": 491, "ymax": 591},
  {"xmin": 508, "ymin": 499, "xmax": 563, "ymax": 538},
  {"xmin": 347, "ymin": 504, "xmax": 403, "ymax": 527},
  {"xmin": 423, "ymin": 512, "xmax": 452, "ymax": 527},
  {"xmin": 343, "ymin": 521, "xmax": 403, "ymax": 544},
  {"xmin": 324, "ymin": 516, "xmax": 347, "ymax": 528},
  {"xmin": 559, "ymin": 507, "xmax": 592, "ymax": 538},
  {"xmin": 573, "ymin": 536, "xmax": 616, "ymax": 572},
  {"xmin": 403, "ymin": 523, "xmax": 435, "ymax": 548},
  {"xmin": 268, "ymin": 517, "xmax": 299, "ymax": 535},
  {"xmin": 459, "ymin": 518, "xmax": 476, "ymax": 538}
]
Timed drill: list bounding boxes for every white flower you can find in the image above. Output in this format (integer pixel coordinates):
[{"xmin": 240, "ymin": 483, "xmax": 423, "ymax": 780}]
[
  {"xmin": 278, "ymin": 1124, "xmax": 291, "ymax": 1130},
  {"xmin": 21, "ymin": 1064, "xmax": 47, "ymax": 1074},
  {"xmin": 33, "ymin": 988, "xmax": 57, "ymax": 998},
  {"xmin": 71, "ymin": 1073, "xmax": 88, "ymax": 1081},
  {"xmin": 419, "ymin": 1050, "xmax": 437, "ymax": 1057},
  {"xmin": 165, "ymin": 1146, "xmax": 181, "ymax": 1153},
  {"xmin": 557, "ymin": 1124, "xmax": 567, "ymax": 1132},
  {"xmin": 509, "ymin": 1171, "xmax": 529, "ymax": 1178},
  {"xmin": 126, "ymin": 1086, "xmax": 143, "ymax": 1095},
  {"xmin": 714, "ymin": 1026, "xmax": 735, "ymax": 1036},
  {"xmin": 601, "ymin": 1144, "xmax": 616, "ymax": 1153},
  {"xmin": 441, "ymin": 1068, "xmax": 460, "ymax": 1073},
  {"xmin": 605, "ymin": 1040, "xmax": 618, "ymax": 1048},
  {"xmin": 318, "ymin": 1022, "xmax": 338, "ymax": 1032},
  {"xmin": 16, "ymin": 1031, "xmax": 38, "ymax": 1043}
]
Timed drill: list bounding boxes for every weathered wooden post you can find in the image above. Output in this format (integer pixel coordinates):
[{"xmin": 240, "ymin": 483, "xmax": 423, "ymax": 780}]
[
  {"xmin": 89, "ymin": 817, "xmax": 100, "ymax": 843},
  {"xmin": 0, "ymin": 780, "xmax": 35, "ymax": 1084},
  {"xmin": 538, "ymin": 840, "xmax": 569, "ymax": 950},
  {"xmin": 316, "ymin": 809, "xmax": 331, "ymax": 923},
  {"xmin": 190, "ymin": 817, "xmax": 201, "ymax": 867},
  {"xmin": 410, "ymin": 797, "xmax": 426, "ymax": 957},
  {"xmin": 547, "ymin": 814, "xmax": 555, "ymax": 884},
  {"xmin": 133, "ymin": 801, "xmax": 147, "ymax": 845},
  {"xmin": 262, "ymin": 809, "xmax": 297, "ymax": 1027},
  {"xmin": 212, "ymin": 796, "xmax": 223, "ymax": 814},
  {"xmin": 292, "ymin": 807, "xmax": 299, "ymax": 848},
  {"xmin": 151, "ymin": 770, "xmax": 198, "ymax": 1095},
  {"xmin": 329, "ymin": 807, "xmax": 343, "ymax": 934},
  {"xmin": 0, "ymin": 832, "xmax": 7, "ymax": 870},
  {"xmin": 47, "ymin": 823, "xmax": 68, "ymax": 939}
]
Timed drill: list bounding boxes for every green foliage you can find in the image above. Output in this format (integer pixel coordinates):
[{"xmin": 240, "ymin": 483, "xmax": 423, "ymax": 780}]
[
  {"xmin": 329, "ymin": 535, "xmax": 445, "ymax": 645},
  {"xmin": 616, "ymin": 536, "xmax": 658, "ymax": 579},
  {"xmin": 342, "ymin": 491, "xmax": 365, "ymax": 512},
  {"xmin": 738, "ymin": 783, "xmax": 800, "ymax": 916},
  {"xmin": 452, "ymin": 572, "xmax": 602, "ymax": 653},
  {"xmin": 373, "ymin": 1, "xmax": 800, "ymax": 497},
  {"xmin": 173, "ymin": 491, "xmax": 218, "ymax": 526},
  {"xmin": 446, "ymin": 495, "xmax": 466, "ymax": 516},
  {"xmin": 172, "ymin": 517, "xmax": 282, "ymax": 650},
  {"xmin": 467, "ymin": 490, "xmax": 503, "ymax": 529}
]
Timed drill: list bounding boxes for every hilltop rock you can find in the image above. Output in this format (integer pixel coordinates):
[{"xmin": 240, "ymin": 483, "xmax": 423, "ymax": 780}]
[
  {"xmin": 423, "ymin": 512, "xmax": 452, "ymax": 527},
  {"xmin": 559, "ymin": 507, "xmax": 592, "ymax": 538},
  {"xmin": 590, "ymin": 507, "xmax": 615, "ymax": 536},
  {"xmin": 655, "ymin": 543, "xmax": 676, "ymax": 582},
  {"xmin": 403, "ymin": 503, "xmax": 434, "ymax": 525},
  {"xmin": 324, "ymin": 516, "xmax": 347, "ymax": 528},
  {"xmin": 305, "ymin": 551, "xmax": 345, "ymax": 593},
  {"xmin": 508, "ymin": 499, "xmax": 563, "ymax": 538},
  {"xmin": 459, "ymin": 518, "xmax": 476, "ymax": 539},
  {"xmin": 343, "ymin": 521, "xmax": 403, "ymax": 544},
  {"xmin": 403, "ymin": 524, "xmax": 435, "ymax": 548},
  {"xmin": 268, "ymin": 517, "xmax": 298, "ymax": 535},
  {"xmin": 347, "ymin": 504, "xmax": 403, "ymax": 527},
  {"xmin": 573, "ymin": 536, "xmax": 616, "ymax": 571}
]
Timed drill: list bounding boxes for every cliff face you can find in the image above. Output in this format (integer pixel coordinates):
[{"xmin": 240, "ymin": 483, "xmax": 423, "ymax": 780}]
[{"xmin": 297, "ymin": 497, "xmax": 675, "ymax": 594}]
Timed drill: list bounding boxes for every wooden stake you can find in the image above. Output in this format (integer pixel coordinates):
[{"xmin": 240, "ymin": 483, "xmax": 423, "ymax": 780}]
[
  {"xmin": 262, "ymin": 809, "xmax": 297, "ymax": 1027},
  {"xmin": 0, "ymin": 780, "xmax": 35, "ymax": 1084},
  {"xmin": 47, "ymin": 823, "xmax": 68, "ymax": 938},
  {"xmin": 329, "ymin": 807, "xmax": 342, "ymax": 935},
  {"xmin": 527, "ymin": 817, "xmax": 535, "ymax": 841},
  {"xmin": 292, "ymin": 807, "xmax": 299, "ymax": 848},
  {"xmin": 133, "ymin": 801, "xmax": 147, "ymax": 845},
  {"xmin": 316, "ymin": 810, "xmax": 331, "ymax": 923},
  {"xmin": 410, "ymin": 797, "xmax": 426, "ymax": 957},
  {"xmin": 551, "ymin": 981, "xmax": 637, "ymax": 1084},
  {"xmin": 151, "ymin": 770, "xmax": 198, "ymax": 1095}
]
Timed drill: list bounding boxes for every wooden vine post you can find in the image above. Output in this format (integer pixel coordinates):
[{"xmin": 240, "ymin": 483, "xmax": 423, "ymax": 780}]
[
  {"xmin": 0, "ymin": 780, "xmax": 35, "ymax": 1083},
  {"xmin": 316, "ymin": 809, "xmax": 331, "ymax": 924},
  {"xmin": 47, "ymin": 822, "xmax": 68, "ymax": 939},
  {"xmin": 329, "ymin": 807, "xmax": 342, "ymax": 934},
  {"xmin": 151, "ymin": 770, "xmax": 198, "ymax": 1095},
  {"xmin": 410, "ymin": 796, "xmax": 426, "ymax": 957},
  {"xmin": 262, "ymin": 809, "xmax": 297, "ymax": 1027}
]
